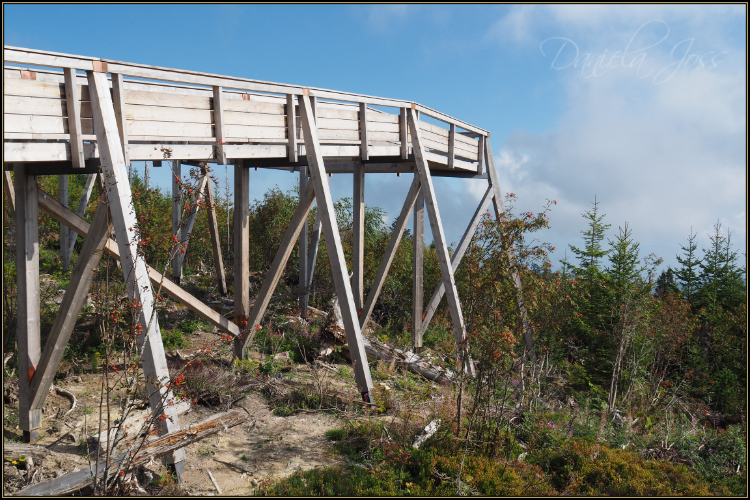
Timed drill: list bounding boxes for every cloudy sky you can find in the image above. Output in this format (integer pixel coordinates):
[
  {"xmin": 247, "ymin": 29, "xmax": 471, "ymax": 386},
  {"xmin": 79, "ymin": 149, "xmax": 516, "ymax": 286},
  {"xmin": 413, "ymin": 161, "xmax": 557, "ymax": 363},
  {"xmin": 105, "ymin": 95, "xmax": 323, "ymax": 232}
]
[{"xmin": 5, "ymin": 4, "xmax": 746, "ymax": 272}]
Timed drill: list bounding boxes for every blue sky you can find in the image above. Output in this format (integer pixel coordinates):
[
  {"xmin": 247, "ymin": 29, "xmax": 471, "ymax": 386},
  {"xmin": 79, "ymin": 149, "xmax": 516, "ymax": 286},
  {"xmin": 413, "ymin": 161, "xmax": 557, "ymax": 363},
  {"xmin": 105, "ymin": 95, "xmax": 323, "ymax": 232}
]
[{"xmin": 4, "ymin": 4, "xmax": 746, "ymax": 273}]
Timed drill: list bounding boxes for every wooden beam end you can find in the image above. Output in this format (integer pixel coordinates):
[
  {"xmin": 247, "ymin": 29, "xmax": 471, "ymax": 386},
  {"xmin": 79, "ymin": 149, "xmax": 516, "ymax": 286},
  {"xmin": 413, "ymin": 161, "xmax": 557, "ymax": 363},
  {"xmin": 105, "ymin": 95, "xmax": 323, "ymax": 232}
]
[
  {"xmin": 20, "ymin": 70, "xmax": 36, "ymax": 80},
  {"xmin": 92, "ymin": 60, "xmax": 108, "ymax": 73}
]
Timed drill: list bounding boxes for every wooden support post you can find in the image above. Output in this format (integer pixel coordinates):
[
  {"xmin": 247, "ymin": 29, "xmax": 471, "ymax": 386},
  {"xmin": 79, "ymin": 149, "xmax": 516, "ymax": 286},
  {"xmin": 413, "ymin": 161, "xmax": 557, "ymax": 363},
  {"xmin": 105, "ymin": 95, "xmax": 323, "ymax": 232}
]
[
  {"xmin": 232, "ymin": 162, "xmax": 250, "ymax": 359},
  {"xmin": 37, "ymin": 190, "xmax": 241, "ymax": 338},
  {"xmin": 66, "ymin": 173, "xmax": 99, "ymax": 256},
  {"xmin": 172, "ymin": 160, "xmax": 182, "ymax": 284},
  {"xmin": 203, "ymin": 166, "xmax": 228, "ymax": 296},
  {"xmin": 352, "ymin": 160, "xmax": 365, "ymax": 312},
  {"xmin": 400, "ymin": 108, "xmax": 409, "ymax": 159},
  {"xmin": 407, "ymin": 108, "xmax": 473, "ymax": 376},
  {"xmin": 234, "ymin": 181, "xmax": 316, "ymax": 357},
  {"xmin": 485, "ymin": 138, "xmax": 536, "ymax": 362},
  {"xmin": 359, "ymin": 103, "xmax": 369, "ymax": 161},
  {"xmin": 111, "ymin": 74, "xmax": 130, "ymax": 167},
  {"xmin": 3, "ymin": 170, "xmax": 16, "ymax": 216},
  {"xmin": 307, "ymin": 210, "xmax": 321, "ymax": 290},
  {"xmin": 14, "ymin": 164, "xmax": 42, "ymax": 442},
  {"xmin": 412, "ymin": 189, "xmax": 424, "ymax": 351},
  {"xmin": 29, "ymin": 201, "xmax": 112, "ymax": 411},
  {"xmin": 448, "ymin": 123, "xmax": 456, "ymax": 170},
  {"xmin": 299, "ymin": 166, "xmax": 309, "ymax": 317},
  {"xmin": 63, "ymin": 68, "xmax": 85, "ymax": 169},
  {"xmin": 145, "ymin": 161, "xmax": 150, "ymax": 191},
  {"xmin": 59, "ymin": 175, "xmax": 70, "ymax": 272},
  {"xmin": 213, "ymin": 86, "xmax": 227, "ymax": 165},
  {"xmin": 476, "ymin": 135, "xmax": 485, "ymax": 176},
  {"xmin": 300, "ymin": 95, "xmax": 375, "ymax": 401},
  {"xmin": 286, "ymin": 94, "xmax": 298, "ymax": 163},
  {"xmin": 174, "ymin": 174, "xmax": 209, "ymax": 274},
  {"xmin": 421, "ymin": 186, "xmax": 494, "ymax": 334},
  {"xmin": 87, "ymin": 70, "xmax": 185, "ymax": 474},
  {"xmin": 359, "ymin": 176, "xmax": 421, "ymax": 329}
]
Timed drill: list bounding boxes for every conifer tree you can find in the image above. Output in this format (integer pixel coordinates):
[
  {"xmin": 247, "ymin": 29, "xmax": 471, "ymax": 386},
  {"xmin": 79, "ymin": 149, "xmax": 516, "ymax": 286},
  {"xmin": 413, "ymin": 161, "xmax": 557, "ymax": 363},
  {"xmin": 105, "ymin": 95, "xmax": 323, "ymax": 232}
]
[
  {"xmin": 606, "ymin": 222, "xmax": 642, "ymax": 292},
  {"xmin": 698, "ymin": 222, "xmax": 745, "ymax": 310},
  {"xmin": 569, "ymin": 196, "xmax": 610, "ymax": 278},
  {"xmin": 675, "ymin": 228, "xmax": 700, "ymax": 304}
]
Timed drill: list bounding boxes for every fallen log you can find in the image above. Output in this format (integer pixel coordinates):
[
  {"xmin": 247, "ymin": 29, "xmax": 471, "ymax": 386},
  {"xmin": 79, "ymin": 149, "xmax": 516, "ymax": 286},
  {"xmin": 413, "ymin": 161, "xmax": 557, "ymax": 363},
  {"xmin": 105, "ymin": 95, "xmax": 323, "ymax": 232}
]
[
  {"xmin": 12, "ymin": 410, "xmax": 248, "ymax": 497},
  {"xmin": 3, "ymin": 444, "xmax": 51, "ymax": 462}
]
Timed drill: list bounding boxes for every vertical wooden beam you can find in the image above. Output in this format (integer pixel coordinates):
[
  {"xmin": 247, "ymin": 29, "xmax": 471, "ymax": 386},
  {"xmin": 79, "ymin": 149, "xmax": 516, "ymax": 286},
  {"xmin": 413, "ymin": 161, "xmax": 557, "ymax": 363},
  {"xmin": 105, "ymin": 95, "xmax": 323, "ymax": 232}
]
[
  {"xmin": 232, "ymin": 162, "xmax": 250, "ymax": 359},
  {"xmin": 29, "ymin": 201, "xmax": 112, "ymax": 410},
  {"xmin": 63, "ymin": 68, "xmax": 85, "ymax": 169},
  {"xmin": 352, "ymin": 160, "xmax": 365, "ymax": 312},
  {"xmin": 485, "ymin": 138, "xmax": 536, "ymax": 362},
  {"xmin": 213, "ymin": 86, "xmax": 227, "ymax": 165},
  {"xmin": 67, "ymin": 173, "xmax": 99, "ymax": 256},
  {"xmin": 175, "ymin": 174, "xmax": 209, "ymax": 273},
  {"xmin": 286, "ymin": 94, "xmax": 298, "ymax": 163},
  {"xmin": 172, "ymin": 160, "xmax": 182, "ymax": 283},
  {"xmin": 359, "ymin": 176, "xmax": 420, "ymax": 330},
  {"xmin": 299, "ymin": 166, "xmax": 309, "ymax": 316},
  {"xmin": 300, "ymin": 95, "xmax": 375, "ymax": 401},
  {"xmin": 412, "ymin": 189, "xmax": 424, "ymax": 351},
  {"xmin": 448, "ymin": 123, "xmax": 456, "ymax": 170},
  {"xmin": 234, "ymin": 181, "xmax": 316, "ymax": 356},
  {"xmin": 111, "ymin": 74, "xmax": 130, "ymax": 167},
  {"xmin": 145, "ymin": 161, "xmax": 150, "ymax": 191},
  {"xmin": 59, "ymin": 175, "xmax": 70, "ymax": 272},
  {"xmin": 407, "ymin": 108, "xmax": 473, "ymax": 375},
  {"xmin": 476, "ymin": 135, "xmax": 485, "ymax": 176},
  {"xmin": 359, "ymin": 103, "xmax": 369, "ymax": 161},
  {"xmin": 421, "ymin": 186, "xmax": 494, "ymax": 334},
  {"xmin": 14, "ymin": 164, "xmax": 42, "ymax": 442},
  {"xmin": 203, "ymin": 166, "xmax": 228, "ymax": 296},
  {"xmin": 307, "ymin": 210, "xmax": 321, "ymax": 290},
  {"xmin": 400, "ymin": 108, "xmax": 409, "ymax": 159},
  {"xmin": 3, "ymin": 170, "xmax": 16, "ymax": 216},
  {"xmin": 87, "ymin": 70, "xmax": 185, "ymax": 474}
]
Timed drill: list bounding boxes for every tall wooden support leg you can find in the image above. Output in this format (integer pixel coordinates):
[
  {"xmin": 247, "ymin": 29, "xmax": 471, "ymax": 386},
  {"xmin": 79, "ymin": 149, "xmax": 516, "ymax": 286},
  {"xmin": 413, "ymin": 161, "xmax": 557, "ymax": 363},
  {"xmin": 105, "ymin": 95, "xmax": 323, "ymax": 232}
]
[
  {"xmin": 307, "ymin": 210, "xmax": 321, "ymax": 290},
  {"xmin": 29, "ymin": 201, "xmax": 112, "ymax": 411},
  {"xmin": 352, "ymin": 160, "xmax": 365, "ymax": 312},
  {"xmin": 359, "ymin": 176, "xmax": 421, "ymax": 330},
  {"xmin": 172, "ymin": 160, "xmax": 182, "ymax": 284},
  {"xmin": 234, "ymin": 182, "xmax": 316, "ymax": 357},
  {"xmin": 67, "ymin": 173, "xmax": 99, "ymax": 256},
  {"xmin": 87, "ymin": 70, "xmax": 185, "ymax": 476},
  {"xmin": 485, "ymin": 138, "xmax": 536, "ymax": 362},
  {"xmin": 14, "ymin": 164, "xmax": 42, "ymax": 442},
  {"xmin": 145, "ymin": 161, "xmax": 150, "ymax": 191},
  {"xmin": 299, "ymin": 166, "xmax": 309, "ymax": 317},
  {"xmin": 3, "ymin": 170, "xmax": 16, "ymax": 216},
  {"xmin": 232, "ymin": 162, "xmax": 250, "ymax": 359},
  {"xmin": 203, "ymin": 167, "xmax": 228, "ymax": 296},
  {"xmin": 59, "ymin": 175, "xmax": 70, "ymax": 272},
  {"xmin": 412, "ymin": 189, "xmax": 424, "ymax": 352},
  {"xmin": 174, "ymin": 174, "xmax": 209, "ymax": 274},
  {"xmin": 300, "ymin": 95, "xmax": 375, "ymax": 401},
  {"xmin": 421, "ymin": 186, "xmax": 494, "ymax": 334},
  {"xmin": 407, "ymin": 108, "xmax": 473, "ymax": 375}
]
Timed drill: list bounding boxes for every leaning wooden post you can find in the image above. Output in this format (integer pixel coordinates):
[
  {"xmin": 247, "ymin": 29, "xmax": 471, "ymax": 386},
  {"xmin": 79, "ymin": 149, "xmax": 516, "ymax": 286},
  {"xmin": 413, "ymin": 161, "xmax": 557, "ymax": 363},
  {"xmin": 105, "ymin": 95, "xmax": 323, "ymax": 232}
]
[
  {"xmin": 172, "ymin": 160, "xmax": 182, "ymax": 284},
  {"xmin": 233, "ymin": 161, "xmax": 251, "ymax": 359},
  {"xmin": 14, "ymin": 164, "xmax": 42, "ymax": 442},
  {"xmin": 3, "ymin": 170, "xmax": 16, "ymax": 216},
  {"xmin": 59, "ymin": 175, "xmax": 70, "ymax": 272},
  {"xmin": 299, "ymin": 166, "xmax": 309, "ymax": 317},
  {"xmin": 407, "ymin": 107, "xmax": 473, "ymax": 376},
  {"xmin": 174, "ymin": 174, "xmax": 209, "ymax": 275},
  {"xmin": 67, "ymin": 173, "xmax": 99, "ymax": 256},
  {"xmin": 412, "ymin": 189, "xmax": 424, "ymax": 352},
  {"xmin": 87, "ymin": 69, "xmax": 186, "ymax": 478},
  {"xmin": 203, "ymin": 165, "xmax": 228, "ymax": 296},
  {"xmin": 352, "ymin": 159, "xmax": 365, "ymax": 312},
  {"xmin": 485, "ymin": 138, "xmax": 536, "ymax": 362},
  {"xmin": 300, "ymin": 95, "xmax": 376, "ymax": 402}
]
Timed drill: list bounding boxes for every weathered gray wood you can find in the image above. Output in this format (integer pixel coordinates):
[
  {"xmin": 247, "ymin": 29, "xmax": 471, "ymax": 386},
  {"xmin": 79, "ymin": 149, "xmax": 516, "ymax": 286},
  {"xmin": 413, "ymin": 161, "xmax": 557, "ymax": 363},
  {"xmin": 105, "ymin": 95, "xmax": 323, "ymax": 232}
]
[
  {"xmin": 12, "ymin": 410, "xmax": 248, "ymax": 497},
  {"xmin": 352, "ymin": 160, "xmax": 365, "ymax": 312},
  {"xmin": 111, "ymin": 73, "xmax": 130, "ymax": 167},
  {"xmin": 3, "ymin": 170, "xmax": 16, "ymax": 216},
  {"xmin": 29, "ymin": 200, "xmax": 111, "ymax": 411},
  {"xmin": 37, "ymin": 189, "xmax": 240, "ymax": 337},
  {"xmin": 213, "ymin": 86, "xmax": 227, "ymax": 164},
  {"xmin": 485, "ymin": 138, "xmax": 536, "ymax": 362},
  {"xmin": 448, "ymin": 123, "xmax": 456, "ymax": 169},
  {"xmin": 172, "ymin": 160, "xmax": 182, "ymax": 282},
  {"xmin": 407, "ymin": 108, "xmax": 473, "ymax": 375},
  {"xmin": 58, "ymin": 174, "xmax": 70, "ymax": 272},
  {"xmin": 87, "ymin": 69, "xmax": 185, "ymax": 468},
  {"xmin": 63, "ymin": 68, "xmax": 84, "ymax": 169},
  {"xmin": 14, "ymin": 163, "xmax": 42, "ymax": 440},
  {"xmin": 286, "ymin": 94, "xmax": 298, "ymax": 162},
  {"xmin": 235, "ymin": 180, "xmax": 315, "ymax": 356},
  {"xmin": 175, "ymin": 173, "xmax": 209, "ymax": 273},
  {"xmin": 3, "ymin": 444, "xmax": 50, "ymax": 462},
  {"xmin": 476, "ymin": 135, "xmax": 485, "ymax": 176},
  {"xmin": 232, "ymin": 162, "xmax": 250, "ymax": 357},
  {"xmin": 300, "ymin": 95, "xmax": 375, "ymax": 401},
  {"xmin": 421, "ymin": 185, "xmax": 494, "ymax": 334},
  {"xmin": 359, "ymin": 175, "xmax": 421, "ymax": 330},
  {"xmin": 359, "ymin": 102, "xmax": 368, "ymax": 160},
  {"xmin": 66, "ymin": 173, "xmax": 99, "ymax": 255},
  {"xmin": 203, "ymin": 166, "xmax": 227, "ymax": 295},
  {"xmin": 299, "ymin": 166, "xmax": 309, "ymax": 316},
  {"xmin": 412, "ymin": 189, "xmax": 424, "ymax": 350},
  {"xmin": 307, "ymin": 209, "xmax": 321, "ymax": 290},
  {"xmin": 400, "ymin": 108, "xmax": 409, "ymax": 159}
]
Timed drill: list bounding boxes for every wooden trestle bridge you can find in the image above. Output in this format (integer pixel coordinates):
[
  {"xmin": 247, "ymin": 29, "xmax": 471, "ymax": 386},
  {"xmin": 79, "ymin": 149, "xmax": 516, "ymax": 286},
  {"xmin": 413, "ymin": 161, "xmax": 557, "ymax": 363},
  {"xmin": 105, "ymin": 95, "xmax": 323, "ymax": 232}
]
[{"xmin": 3, "ymin": 46, "xmax": 523, "ymax": 479}]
